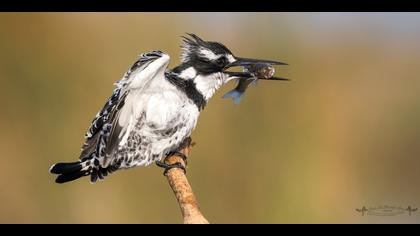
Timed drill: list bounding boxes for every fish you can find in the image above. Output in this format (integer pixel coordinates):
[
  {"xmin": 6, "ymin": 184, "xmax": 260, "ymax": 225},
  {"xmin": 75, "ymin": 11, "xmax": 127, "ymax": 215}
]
[{"xmin": 222, "ymin": 63, "xmax": 288, "ymax": 104}]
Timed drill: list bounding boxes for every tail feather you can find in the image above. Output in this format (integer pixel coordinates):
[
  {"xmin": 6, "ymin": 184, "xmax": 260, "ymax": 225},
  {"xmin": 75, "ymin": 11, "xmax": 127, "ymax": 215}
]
[
  {"xmin": 90, "ymin": 168, "xmax": 99, "ymax": 183},
  {"xmin": 55, "ymin": 170, "xmax": 90, "ymax": 184},
  {"xmin": 89, "ymin": 163, "xmax": 120, "ymax": 183},
  {"xmin": 50, "ymin": 159, "xmax": 121, "ymax": 184},
  {"xmin": 49, "ymin": 162, "xmax": 82, "ymax": 174},
  {"xmin": 49, "ymin": 161, "xmax": 91, "ymax": 184}
]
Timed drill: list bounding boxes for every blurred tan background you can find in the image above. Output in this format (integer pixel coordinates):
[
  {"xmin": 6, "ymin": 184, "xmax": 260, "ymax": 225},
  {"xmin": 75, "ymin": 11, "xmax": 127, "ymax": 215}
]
[{"xmin": 0, "ymin": 13, "xmax": 419, "ymax": 223}]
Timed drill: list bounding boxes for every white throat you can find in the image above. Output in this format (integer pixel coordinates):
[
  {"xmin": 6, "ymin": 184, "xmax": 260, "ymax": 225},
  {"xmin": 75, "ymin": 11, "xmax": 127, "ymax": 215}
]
[
  {"xmin": 193, "ymin": 73, "xmax": 231, "ymax": 101},
  {"xmin": 176, "ymin": 66, "xmax": 238, "ymax": 102}
]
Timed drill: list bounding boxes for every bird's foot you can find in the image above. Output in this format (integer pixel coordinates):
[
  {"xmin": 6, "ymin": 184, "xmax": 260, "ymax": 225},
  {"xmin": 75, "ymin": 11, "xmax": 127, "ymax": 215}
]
[
  {"xmin": 166, "ymin": 151, "xmax": 188, "ymax": 165},
  {"xmin": 156, "ymin": 160, "xmax": 186, "ymax": 176},
  {"xmin": 156, "ymin": 151, "xmax": 188, "ymax": 176}
]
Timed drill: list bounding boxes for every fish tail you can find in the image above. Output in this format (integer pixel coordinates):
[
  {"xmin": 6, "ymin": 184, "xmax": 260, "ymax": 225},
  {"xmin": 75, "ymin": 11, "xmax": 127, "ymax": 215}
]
[
  {"xmin": 222, "ymin": 90, "xmax": 244, "ymax": 104},
  {"xmin": 250, "ymin": 78, "xmax": 259, "ymax": 86}
]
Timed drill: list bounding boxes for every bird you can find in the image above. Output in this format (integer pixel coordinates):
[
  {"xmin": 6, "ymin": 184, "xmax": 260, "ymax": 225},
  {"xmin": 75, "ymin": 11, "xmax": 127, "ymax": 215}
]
[{"xmin": 49, "ymin": 33, "xmax": 287, "ymax": 184}]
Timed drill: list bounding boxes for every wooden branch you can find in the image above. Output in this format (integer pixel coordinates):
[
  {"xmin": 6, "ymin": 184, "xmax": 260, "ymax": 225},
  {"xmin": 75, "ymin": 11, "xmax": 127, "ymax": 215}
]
[{"xmin": 162, "ymin": 137, "xmax": 209, "ymax": 224}]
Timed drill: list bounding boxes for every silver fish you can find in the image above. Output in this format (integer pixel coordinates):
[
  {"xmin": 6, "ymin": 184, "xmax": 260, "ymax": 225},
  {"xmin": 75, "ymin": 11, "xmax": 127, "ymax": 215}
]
[{"xmin": 223, "ymin": 63, "xmax": 287, "ymax": 104}]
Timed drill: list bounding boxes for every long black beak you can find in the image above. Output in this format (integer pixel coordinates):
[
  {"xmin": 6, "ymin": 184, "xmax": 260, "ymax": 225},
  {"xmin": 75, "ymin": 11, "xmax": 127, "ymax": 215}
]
[
  {"xmin": 222, "ymin": 71, "xmax": 289, "ymax": 81},
  {"xmin": 224, "ymin": 57, "xmax": 288, "ymax": 69},
  {"xmin": 223, "ymin": 57, "xmax": 289, "ymax": 80}
]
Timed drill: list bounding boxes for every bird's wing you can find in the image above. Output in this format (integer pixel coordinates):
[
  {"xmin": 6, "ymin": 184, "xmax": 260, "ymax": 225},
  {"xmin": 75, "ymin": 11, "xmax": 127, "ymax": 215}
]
[{"xmin": 79, "ymin": 51, "xmax": 171, "ymax": 168}]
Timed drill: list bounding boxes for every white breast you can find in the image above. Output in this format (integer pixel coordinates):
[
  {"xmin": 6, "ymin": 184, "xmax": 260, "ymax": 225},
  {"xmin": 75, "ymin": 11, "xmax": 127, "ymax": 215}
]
[{"xmin": 118, "ymin": 77, "xmax": 200, "ymax": 166}]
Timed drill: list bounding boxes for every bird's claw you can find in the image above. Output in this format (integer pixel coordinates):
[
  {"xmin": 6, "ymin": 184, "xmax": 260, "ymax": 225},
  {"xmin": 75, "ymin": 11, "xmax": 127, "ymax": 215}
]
[
  {"xmin": 156, "ymin": 161, "xmax": 186, "ymax": 176},
  {"xmin": 166, "ymin": 151, "xmax": 188, "ymax": 165},
  {"xmin": 156, "ymin": 146, "xmax": 189, "ymax": 176}
]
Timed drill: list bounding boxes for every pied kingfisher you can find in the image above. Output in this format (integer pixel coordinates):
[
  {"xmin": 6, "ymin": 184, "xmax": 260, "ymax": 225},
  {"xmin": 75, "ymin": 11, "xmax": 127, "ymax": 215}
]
[{"xmin": 49, "ymin": 34, "xmax": 287, "ymax": 183}]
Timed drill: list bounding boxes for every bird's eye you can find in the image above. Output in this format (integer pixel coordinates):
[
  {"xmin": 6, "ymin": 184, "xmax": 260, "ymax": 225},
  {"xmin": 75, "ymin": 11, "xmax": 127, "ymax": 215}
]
[{"xmin": 216, "ymin": 57, "xmax": 226, "ymax": 66}]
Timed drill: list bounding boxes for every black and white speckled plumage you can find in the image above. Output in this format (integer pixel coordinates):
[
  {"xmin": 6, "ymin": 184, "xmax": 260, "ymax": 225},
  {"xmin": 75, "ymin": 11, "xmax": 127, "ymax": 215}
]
[
  {"xmin": 50, "ymin": 34, "xmax": 245, "ymax": 184},
  {"xmin": 79, "ymin": 51, "xmax": 174, "ymax": 182}
]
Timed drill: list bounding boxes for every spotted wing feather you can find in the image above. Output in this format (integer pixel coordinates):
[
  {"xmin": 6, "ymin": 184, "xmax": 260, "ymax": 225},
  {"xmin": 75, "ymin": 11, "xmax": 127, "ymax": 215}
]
[{"xmin": 51, "ymin": 51, "xmax": 169, "ymax": 184}]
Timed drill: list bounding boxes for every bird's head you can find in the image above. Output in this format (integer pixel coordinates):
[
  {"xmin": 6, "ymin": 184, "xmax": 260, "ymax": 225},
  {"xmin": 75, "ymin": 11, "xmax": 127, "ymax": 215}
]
[
  {"xmin": 176, "ymin": 33, "xmax": 287, "ymax": 100},
  {"xmin": 180, "ymin": 33, "xmax": 235, "ymax": 75}
]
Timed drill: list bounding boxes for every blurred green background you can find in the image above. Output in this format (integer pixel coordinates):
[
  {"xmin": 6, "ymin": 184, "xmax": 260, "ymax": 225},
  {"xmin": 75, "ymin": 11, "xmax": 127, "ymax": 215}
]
[{"xmin": 1, "ymin": 13, "xmax": 420, "ymax": 223}]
